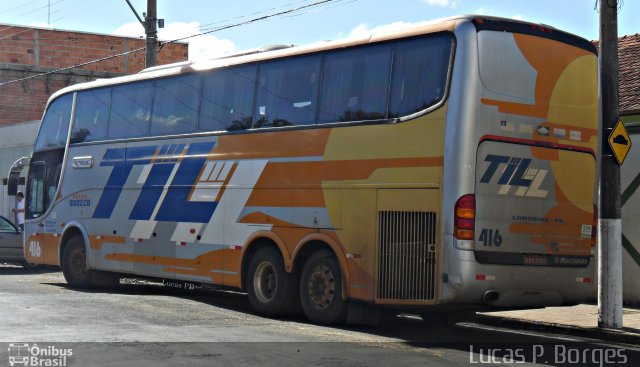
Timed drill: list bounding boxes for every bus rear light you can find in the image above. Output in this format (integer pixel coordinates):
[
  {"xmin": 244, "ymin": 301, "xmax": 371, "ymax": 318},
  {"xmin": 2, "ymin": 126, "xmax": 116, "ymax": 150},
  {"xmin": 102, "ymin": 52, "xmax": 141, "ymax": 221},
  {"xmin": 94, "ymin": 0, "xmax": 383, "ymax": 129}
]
[
  {"xmin": 454, "ymin": 194, "xmax": 475, "ymax": 240},
  {"xmin": 576, "ymin": 277, "xmax": 592, "ymax": 283},
  {"xmin": 475, "ymin": 274, "xmax": 496, "ymax": 281}
]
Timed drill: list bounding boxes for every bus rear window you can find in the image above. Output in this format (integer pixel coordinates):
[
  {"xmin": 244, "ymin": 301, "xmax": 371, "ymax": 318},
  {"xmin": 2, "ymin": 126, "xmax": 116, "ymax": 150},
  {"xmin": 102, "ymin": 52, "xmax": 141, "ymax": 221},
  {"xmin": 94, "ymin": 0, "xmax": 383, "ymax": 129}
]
[{"xmin": 34, "ymin": 94, "xmax": 73, "ymax": 151}]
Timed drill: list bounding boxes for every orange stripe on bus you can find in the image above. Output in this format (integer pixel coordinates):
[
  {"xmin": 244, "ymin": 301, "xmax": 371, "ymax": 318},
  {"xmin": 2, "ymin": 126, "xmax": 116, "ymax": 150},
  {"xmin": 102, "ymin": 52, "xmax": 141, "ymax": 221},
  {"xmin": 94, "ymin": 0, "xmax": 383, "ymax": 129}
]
[
  {"xmin": 89, "ymin": 235, "xmax": 126, "ymax": 250},
  {"xmin": 247, "ymin": 156, "xmax": 443, "ymax": 207},
  {"xmin": 214, "ymin": 129, "xmax": 331, "ymax": 159}
]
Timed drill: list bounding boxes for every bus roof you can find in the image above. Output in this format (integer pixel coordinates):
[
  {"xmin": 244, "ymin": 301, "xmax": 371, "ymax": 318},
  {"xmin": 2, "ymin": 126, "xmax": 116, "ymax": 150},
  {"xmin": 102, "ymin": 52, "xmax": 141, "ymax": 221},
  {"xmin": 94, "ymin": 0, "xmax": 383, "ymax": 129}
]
[{"xmin": 46, "ymin": 14, "xmax": 594, "ymax": 102}]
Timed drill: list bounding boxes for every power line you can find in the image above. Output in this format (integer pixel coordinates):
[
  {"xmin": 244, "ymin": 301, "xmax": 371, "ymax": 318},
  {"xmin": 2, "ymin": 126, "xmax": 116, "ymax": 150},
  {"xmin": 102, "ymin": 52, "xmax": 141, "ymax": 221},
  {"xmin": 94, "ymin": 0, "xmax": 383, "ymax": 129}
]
[
  {"xmin": 171, "ymin": 0, "xmax": 348, "ymax": 44},
  {"xmin": 0, "ymin": 46, "xmax": 147, "ymax": 88},
  {"xmin": 0, "ymin": 0, "xmax": 109, "ymax": 42},
  {"xmin": 0, "ymin": 0, "xmax": 47, "ymax": 16},
  {"xmin": 0, "ymin": 0, "xmax": 353, "ymax": 88}
]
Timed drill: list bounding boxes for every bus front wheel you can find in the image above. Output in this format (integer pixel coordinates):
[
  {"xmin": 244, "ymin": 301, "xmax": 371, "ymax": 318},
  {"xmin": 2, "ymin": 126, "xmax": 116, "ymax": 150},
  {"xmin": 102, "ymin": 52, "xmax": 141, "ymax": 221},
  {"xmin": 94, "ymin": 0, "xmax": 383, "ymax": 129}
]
[
  {"xmin": 61, "ymin": 235, "xmax": 92, "ymax": 288},
  {"xmin": 299, "ymin": 250, "xmax": 346, "ymax": 324},
  {"xmin": 247, "ymin": 247, "xmax": 299, "ymax": 317}
]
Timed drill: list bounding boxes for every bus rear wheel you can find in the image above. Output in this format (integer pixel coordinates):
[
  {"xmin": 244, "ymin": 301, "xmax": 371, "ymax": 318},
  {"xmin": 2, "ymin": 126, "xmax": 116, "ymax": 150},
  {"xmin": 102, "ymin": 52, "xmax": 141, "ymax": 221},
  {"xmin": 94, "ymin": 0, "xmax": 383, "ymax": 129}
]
[
  {"xmin": 61, "ymin": 235, "xmax": 92, "ymax": 288},
  {"xmin": 299, "ymin": 250, "xmax": 346, "ymax": 324},
  {"xmin": 247, "ymin": 247, "xmax": 299, "ymax": 317}
]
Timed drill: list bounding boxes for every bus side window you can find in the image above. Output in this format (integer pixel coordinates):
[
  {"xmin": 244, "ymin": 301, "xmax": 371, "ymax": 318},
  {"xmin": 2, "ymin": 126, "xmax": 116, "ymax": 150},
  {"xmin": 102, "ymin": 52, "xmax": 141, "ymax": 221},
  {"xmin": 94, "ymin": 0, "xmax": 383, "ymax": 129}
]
[
  {"xmin": 108, "ymin": 81, "xmax": 153, "ymax": 139},
  {"xmin": 151, "ymin": 74, "xmax": 201, "ymax": 136},
  {"xmin": 319, "ymin": 45, "xmax": 391, "ymax": 123},
  {"xmin": 34, "ymin": 94, "xmax": 73, "ymax": 151},
  {"xmin": 389, "ymin": 34, "xmax": 452, "ymax": 117},
  {"xmin": 72, "ymin": 88, "xmax": 111, "ymax": 143},
  {"xmin": 200, "ymin": 65, "xmax": 257, "ymax": 132},
  {"xmin": 254, "ymin": 55, "xmax": 321, "ymax": 128}
]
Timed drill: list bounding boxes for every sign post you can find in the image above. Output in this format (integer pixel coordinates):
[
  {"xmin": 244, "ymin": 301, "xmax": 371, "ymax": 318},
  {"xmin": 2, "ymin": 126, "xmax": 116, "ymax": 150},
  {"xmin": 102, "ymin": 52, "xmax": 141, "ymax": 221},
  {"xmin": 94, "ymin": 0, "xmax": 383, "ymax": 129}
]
[{"xmin": 598, "ymin": 0, "xmax": 623, "ymax": 329}]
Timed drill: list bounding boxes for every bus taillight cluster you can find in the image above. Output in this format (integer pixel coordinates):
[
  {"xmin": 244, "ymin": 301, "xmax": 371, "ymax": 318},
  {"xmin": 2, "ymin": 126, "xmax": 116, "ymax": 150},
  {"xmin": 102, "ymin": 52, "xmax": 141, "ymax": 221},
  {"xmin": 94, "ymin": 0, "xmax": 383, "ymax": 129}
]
[{"xmin": 454, "ymin": 194, "xmax": 476, "ymax": 240}]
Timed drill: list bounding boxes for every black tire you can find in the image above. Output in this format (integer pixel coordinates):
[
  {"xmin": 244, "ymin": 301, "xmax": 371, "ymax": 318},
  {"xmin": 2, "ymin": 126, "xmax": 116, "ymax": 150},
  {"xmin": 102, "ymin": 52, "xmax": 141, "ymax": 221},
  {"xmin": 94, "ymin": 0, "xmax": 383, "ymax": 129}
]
[
  {"xmin": 247, "ymin": 247, "xmax": 299, "ymax": 317},
  {"xmin": 21, "ymin": 261, "xmax": 44, "ymax": 270},
  {"xmin": 299, "ymin": 250, "xmax": 347, "ymax": 324},
  {"xmin": 61, "ymin": 235, "xmax": 93, "ymax": 288}
]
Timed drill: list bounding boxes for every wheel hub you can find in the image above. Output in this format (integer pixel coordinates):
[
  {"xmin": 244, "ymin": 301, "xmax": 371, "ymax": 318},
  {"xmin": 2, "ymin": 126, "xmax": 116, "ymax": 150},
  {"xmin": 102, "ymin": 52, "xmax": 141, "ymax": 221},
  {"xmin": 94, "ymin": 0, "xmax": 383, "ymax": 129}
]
[
  {"xmin": 254, "ymin": 261, "xmax": 277, "ymax": 303},
  {"xmin": 70, "ymin": 248, "xmax": 87, "ymax": 278},
  {"xmin": 307, "ymin": 264, "xmax": 335, "ymax": 310}
]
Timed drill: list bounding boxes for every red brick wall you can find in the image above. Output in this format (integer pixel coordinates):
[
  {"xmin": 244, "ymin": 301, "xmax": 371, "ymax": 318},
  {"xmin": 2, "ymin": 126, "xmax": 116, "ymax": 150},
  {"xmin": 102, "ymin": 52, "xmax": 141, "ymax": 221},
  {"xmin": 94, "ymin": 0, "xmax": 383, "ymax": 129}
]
[{"xmin": 0, "ymin": 24, "xmax": 188, "ymax": 126}]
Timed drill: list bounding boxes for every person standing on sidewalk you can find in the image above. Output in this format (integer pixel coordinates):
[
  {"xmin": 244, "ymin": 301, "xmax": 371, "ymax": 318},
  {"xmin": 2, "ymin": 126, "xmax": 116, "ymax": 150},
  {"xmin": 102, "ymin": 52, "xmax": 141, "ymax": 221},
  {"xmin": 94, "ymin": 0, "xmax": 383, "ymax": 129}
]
[{"xmin": 12, "ymin": 192, "xmax": 25, "ymax": 232}]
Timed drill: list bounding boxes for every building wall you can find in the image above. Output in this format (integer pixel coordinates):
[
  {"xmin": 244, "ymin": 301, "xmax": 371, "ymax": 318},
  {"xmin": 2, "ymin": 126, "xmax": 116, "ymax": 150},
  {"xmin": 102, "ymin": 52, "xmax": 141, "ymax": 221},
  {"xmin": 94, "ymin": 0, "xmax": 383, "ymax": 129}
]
[
  {"xmin": 621, "ymin": 114, "xmax": 640, "ymax": 305},
  {"xmin": 0, "ymin": 121, "xmax": 39, "ymax": 219},
  {"xmin": 0, "ymin": 24, "xmax": 188, "ymax": 126},
  {"xmin": 0, "ymin": 24, "xmax": 188, "ymax": 220}
]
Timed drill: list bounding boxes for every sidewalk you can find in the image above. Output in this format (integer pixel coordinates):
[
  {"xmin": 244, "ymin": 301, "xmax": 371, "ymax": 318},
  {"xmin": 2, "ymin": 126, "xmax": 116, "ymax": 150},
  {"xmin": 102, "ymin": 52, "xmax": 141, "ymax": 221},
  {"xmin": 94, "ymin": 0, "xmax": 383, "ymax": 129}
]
[{"xmin": 475, "ymin": 304, "xmax": 640, "ymax": 344}]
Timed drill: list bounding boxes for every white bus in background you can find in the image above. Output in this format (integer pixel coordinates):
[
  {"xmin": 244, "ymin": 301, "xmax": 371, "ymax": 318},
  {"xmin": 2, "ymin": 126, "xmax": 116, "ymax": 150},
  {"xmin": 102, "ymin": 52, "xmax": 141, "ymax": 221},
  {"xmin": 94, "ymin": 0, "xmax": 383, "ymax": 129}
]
[{"xmin": 4, "ymin": 157, "xmax": 29, "ymax": 222}]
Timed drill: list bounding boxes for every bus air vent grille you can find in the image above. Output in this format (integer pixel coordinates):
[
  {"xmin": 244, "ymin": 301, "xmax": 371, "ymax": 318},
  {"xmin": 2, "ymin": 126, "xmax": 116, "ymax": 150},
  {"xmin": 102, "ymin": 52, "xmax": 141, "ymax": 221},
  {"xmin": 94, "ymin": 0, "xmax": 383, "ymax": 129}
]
[{"xmin": 376, "ymin": 211, "xmax": 437, "ymax": 301}]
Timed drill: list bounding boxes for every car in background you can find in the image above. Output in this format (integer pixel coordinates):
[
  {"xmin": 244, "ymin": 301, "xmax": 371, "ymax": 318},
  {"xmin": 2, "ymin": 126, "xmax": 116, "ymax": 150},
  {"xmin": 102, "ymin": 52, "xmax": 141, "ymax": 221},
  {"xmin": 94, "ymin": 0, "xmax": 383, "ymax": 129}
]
[{"xmin": 0, "ymin": 215, "xmax": 42, "ymax": 269}]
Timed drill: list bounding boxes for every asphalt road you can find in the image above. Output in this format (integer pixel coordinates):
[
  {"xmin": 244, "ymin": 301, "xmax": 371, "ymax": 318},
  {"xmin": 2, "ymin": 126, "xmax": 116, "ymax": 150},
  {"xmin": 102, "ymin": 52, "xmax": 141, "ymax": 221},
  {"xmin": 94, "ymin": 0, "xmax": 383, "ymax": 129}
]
[{"xmin": 1, "ymin": 264, "xmax": 638, "ymax": 367}]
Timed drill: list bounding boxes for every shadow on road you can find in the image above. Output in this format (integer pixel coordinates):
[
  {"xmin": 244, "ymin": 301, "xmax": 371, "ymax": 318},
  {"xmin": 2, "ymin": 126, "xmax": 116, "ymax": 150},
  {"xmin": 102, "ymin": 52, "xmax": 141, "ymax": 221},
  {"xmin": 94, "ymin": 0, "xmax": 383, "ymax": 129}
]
[
  {"xmin": 24, "ymin": 276, "xmax": 640, "ymax": 366},
  {"xmin": 0, "ymin": 263, "xmax": 60, "ymax": 274}
]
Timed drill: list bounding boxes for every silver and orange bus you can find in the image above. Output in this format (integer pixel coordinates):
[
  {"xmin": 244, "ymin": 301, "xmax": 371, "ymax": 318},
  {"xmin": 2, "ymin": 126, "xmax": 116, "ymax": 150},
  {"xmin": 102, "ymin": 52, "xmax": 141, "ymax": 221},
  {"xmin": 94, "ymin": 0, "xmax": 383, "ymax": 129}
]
[{"xmin": 21, "ymin": 15, "xmax": 599, "ymax": 324}]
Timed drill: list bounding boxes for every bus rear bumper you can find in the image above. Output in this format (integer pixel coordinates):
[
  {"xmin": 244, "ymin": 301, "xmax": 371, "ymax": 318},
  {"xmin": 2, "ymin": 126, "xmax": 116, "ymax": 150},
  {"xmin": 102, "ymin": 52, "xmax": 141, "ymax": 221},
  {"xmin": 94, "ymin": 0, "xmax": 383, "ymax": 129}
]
[{"xmin": 440, "ymin": 249, "xmax": 596, "ymax": 308}]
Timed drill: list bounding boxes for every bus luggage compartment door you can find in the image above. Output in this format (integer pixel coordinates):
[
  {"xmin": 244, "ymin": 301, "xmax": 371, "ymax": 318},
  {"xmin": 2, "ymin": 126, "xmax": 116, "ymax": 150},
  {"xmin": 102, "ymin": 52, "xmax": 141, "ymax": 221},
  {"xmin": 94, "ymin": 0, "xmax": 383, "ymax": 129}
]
[{"xmin": 473, "ymin": 141, "xmax": 595, "ymax": 267}]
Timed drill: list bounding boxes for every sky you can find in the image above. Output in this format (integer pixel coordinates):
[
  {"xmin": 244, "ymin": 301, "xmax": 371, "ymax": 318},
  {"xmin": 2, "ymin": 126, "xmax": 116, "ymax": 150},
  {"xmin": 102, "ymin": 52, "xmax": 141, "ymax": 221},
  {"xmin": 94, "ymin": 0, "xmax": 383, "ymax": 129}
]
[{"xmin": 0, "ymin": 0, "xmax": 638, "ymax": 61}]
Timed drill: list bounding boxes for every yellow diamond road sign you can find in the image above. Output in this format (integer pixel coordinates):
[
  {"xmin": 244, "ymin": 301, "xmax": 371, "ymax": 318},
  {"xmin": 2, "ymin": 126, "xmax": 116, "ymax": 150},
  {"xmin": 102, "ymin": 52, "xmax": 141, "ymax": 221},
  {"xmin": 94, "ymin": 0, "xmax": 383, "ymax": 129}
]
[{"xmin": 608, "ymin": 118, "xmax": 632, "ymax": 165}]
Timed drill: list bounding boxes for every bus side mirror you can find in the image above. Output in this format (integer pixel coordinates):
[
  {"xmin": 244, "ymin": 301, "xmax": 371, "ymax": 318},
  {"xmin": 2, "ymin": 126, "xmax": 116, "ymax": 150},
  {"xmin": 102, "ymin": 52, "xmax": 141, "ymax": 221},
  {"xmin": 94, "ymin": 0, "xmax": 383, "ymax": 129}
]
[{"xmin": 7, "ymin": 171, "xmax": 19, "ymax": 196}]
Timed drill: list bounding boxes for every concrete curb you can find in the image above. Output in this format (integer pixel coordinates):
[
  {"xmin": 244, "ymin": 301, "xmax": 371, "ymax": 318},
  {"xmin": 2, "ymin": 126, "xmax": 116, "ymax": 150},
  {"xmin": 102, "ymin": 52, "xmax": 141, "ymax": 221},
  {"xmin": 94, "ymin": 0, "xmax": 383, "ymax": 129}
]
[{"xmin": 473, "ymin": 314, "xmax": 640, "ymax": 345}]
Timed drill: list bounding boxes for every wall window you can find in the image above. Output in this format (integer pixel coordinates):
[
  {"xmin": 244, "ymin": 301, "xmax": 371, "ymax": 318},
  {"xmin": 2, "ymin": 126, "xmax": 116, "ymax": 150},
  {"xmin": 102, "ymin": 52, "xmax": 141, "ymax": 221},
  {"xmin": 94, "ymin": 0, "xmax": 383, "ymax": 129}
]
[
  {"xmin": 71, "ymin": 88, "xmax": 111, "ymax": 143},
  {"xmin": 34, "ymin": 93, "xmax": 73, "ymax": 151},
  {"xmin": 108, "ymin": 81, "xmax": 153, "ymax": 139},
  {"xmin": 389, "ymin": 34, "xmax": 452, "ymax": 117},
  {"xmin": 151, "ymin": 74, "xmax": 201, "ymax": 136},
  {"xmin": 200, "ymin": 66, "xmax": 257, "ymax": 132},
  {"xmin": 319, "ymin": 45, "xmax": 392, "ymax": 123},
  {"xmin": 254, "ymin": 55, "xmax": 321, "ymax": 128}
]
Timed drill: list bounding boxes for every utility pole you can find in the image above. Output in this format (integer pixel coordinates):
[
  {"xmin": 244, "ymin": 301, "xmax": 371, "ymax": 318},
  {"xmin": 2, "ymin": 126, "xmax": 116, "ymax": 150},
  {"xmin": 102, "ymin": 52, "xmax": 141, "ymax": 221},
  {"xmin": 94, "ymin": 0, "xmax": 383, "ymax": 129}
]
[
  {"xmin": 145, "ymin": 0, "xmax": 158, "ymax": 68},
  {"xmin": 125, "ymin": 0, "xmax": 160, "ymax": 68},
  {"xmin": 598, "ymin": 0, "xmax": 623, "ymax": 329}
]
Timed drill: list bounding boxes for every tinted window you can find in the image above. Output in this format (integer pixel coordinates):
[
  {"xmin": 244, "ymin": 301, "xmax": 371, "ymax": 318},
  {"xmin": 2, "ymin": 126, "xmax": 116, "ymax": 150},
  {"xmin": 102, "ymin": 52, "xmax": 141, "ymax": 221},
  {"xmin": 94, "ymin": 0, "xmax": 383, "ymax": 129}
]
[
  {"xmin": 389, "ymin": 34, "xmax": 452, "ymax": 117},
  {"xmin": 319, "ymin": 45, "xmax": 392, "ymax": 123},
  {"xmin": 254, "ymin": 56, "xmax": 321, "ymax": 128},
  {"xmin": 151, "ymin": 74, "xmax": 201, "ymax": 136},
  {"xmin": 72, "ymin": 88, "xmax": 110, "ymax": 143},
  {"xmin": 108, "ymin": 81, "xmax": 153, "ymax": 139},
  {"xmin": 34, "ymin": 94, "xmax": 73, "ymax": 151},
  {"xmin": 200, "ymin": 66, "xmax": 257, "ymax": 132}
]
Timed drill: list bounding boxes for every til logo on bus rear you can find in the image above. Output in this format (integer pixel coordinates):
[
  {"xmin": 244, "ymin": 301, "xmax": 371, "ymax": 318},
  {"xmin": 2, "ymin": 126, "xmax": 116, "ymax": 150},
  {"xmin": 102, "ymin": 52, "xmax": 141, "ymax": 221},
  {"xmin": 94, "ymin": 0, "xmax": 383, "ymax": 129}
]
[{"xmin": 480, "ymin": 154, "xmax": 549, "ymax": 198}]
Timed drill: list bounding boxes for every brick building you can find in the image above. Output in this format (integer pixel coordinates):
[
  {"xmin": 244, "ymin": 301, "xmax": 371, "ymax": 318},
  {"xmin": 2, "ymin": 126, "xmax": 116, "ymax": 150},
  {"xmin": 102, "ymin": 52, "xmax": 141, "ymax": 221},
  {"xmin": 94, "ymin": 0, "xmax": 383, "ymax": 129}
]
[
  {"xmin": 0, "ymin": 23, "xmax": 188, "ymax": 217},
  {"xmin": 0, "ymin": 23, "xmax": 188, "ymax": 126}
]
